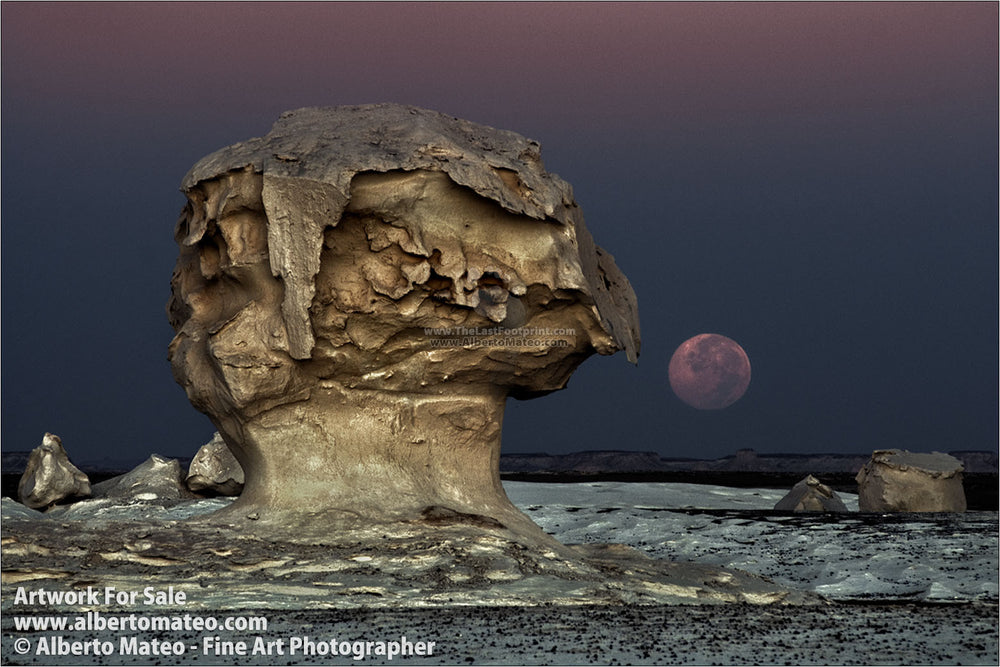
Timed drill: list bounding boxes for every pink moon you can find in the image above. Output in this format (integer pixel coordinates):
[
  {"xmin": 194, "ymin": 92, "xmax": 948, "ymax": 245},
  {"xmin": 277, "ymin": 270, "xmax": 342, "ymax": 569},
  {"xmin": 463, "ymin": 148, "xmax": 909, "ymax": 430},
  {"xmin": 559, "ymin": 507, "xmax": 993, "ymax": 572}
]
[{"xmin": 668, "ymin": 333, "xmax": 751, "ymax": 410}]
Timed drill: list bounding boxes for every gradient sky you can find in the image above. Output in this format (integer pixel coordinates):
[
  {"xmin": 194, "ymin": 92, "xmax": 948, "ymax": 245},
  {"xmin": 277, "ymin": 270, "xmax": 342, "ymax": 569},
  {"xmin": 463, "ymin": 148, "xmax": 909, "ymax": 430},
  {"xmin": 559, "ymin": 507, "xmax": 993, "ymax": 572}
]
[{"xmin": 2, "ymin": 2, "xmax": 997, "ymax": 465}]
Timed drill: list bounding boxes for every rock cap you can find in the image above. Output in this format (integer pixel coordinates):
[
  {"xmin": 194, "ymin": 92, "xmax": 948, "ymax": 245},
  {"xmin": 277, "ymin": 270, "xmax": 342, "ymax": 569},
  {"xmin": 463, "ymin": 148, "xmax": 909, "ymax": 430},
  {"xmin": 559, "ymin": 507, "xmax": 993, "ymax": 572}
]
[
  {"xmin": 179, "ymin": 104, "xmax": 638, "ymax": 362},
  {"xmin": 864, "ymin": 449, "xmax": 964, "ymax": 478}
]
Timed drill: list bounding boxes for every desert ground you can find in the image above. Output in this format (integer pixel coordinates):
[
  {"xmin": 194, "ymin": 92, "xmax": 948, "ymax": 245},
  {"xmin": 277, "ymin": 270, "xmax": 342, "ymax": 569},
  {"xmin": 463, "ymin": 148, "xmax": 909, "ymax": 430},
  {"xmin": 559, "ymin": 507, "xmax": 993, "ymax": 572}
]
[{"xmin": 2, "ymin": 481, "xmax": 997, "ymax": 666}]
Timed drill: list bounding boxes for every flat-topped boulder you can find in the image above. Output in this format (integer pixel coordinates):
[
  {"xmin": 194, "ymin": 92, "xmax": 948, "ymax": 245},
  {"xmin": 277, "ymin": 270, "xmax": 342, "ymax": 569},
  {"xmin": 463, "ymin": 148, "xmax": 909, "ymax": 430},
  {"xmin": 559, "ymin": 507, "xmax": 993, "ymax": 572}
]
[{"xmin": 856, "ymin": 449, "xmax": 966, "ymax": 512}]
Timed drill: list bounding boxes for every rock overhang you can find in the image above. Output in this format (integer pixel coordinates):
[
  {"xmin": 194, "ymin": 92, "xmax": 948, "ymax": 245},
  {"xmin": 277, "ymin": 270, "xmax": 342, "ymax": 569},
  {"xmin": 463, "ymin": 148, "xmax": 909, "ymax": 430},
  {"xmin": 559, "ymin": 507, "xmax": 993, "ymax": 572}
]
[{"xmin": 176, "ymin": 104, "xmax": 639, "ymax": 364}]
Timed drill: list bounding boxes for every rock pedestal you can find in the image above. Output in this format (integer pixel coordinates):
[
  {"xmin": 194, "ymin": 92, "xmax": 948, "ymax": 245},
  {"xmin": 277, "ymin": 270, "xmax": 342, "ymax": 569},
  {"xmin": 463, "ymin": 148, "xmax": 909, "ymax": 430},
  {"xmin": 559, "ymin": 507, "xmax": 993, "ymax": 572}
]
[
  {"xmin": 17, "ymin": 433, "xmax": 91, "ymax": 510},
  {"xmin": 167, "ymin": 105, "xmax": 640, "ymax": 545},
  {"xmin": 856, "ymin": 449, "xmax": 966, "ymax": 512},
  {"xmin": 774, "ymin": 475, "xmax": 848, "ymax": 512}
]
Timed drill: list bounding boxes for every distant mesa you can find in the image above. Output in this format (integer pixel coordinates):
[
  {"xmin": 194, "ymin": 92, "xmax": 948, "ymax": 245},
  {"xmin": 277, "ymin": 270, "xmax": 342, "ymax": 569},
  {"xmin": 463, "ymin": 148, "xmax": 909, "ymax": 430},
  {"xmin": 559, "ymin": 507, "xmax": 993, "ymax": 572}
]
[
  {"xmin": 7, "ymin": 446, "xmax": 996, "ymax": 478},
  {"xmin": 668, "ymin": 334, "xmax": 750, "ymax": 410},
  {"xmin": 166, "ymin": 104, "xmax": 640, "ymax": 545}
]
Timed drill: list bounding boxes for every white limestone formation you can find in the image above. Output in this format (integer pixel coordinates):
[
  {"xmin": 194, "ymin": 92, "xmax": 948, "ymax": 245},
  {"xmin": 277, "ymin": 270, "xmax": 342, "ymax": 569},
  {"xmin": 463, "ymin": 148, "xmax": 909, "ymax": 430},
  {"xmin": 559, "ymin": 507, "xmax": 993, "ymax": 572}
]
[
  {"xmin": 773, "ymin": 475, "xmax": 848, "ymax": 512},
  {"xmin": 17, "ymin": 433, "xmax": 91, "ymax": 510},
  {"xmin": 167, "ymin": 105, "xmax": 640, "ymax": 547},
  {"xmin": 186, "ymin": 432, "xmax": 244, "ymax": 496},
  {"xmin": 92, "ymin": 454, "xmax": 195, "ymax": 505}
]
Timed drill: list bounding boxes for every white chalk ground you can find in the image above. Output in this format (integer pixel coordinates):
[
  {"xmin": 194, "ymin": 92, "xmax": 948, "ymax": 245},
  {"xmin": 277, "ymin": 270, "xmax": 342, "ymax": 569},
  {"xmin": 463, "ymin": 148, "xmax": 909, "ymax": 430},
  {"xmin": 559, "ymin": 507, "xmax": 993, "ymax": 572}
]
[
  {"xmin": 2, "ymin": 481, "xmax": 997, "ymax": 666},
  {"xmin": 18, "ymin": 480, "xmax": 997, "ymax": 602},
  {"xmin": 503, "ymin": 481, "xmax": 998, "ymax": 602}
]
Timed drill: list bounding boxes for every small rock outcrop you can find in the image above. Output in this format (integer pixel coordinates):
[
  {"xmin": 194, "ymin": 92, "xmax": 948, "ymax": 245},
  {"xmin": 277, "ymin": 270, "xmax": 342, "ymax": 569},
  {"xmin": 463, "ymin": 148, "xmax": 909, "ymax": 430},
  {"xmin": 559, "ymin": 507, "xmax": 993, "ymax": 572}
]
[
  {"xmin": 92, "ymin": 454, "xmax": 195, "ymax": 506},
  {"xmin": 166, "ymin": 104, "xmax": 640, "ymax": 547},
  {"xmin": 17, "ymin": 433, "xmax": 91, "ymax": 509},
  {"xmin": 186, "ymin": 433, "xmax": 244, "ymax": 496},
  {"xmin": 774, "ymin": 475, "xmax": 848, "ymax": 512},
  {"xmin": 856, "ymin": 449, "xmax": 966, "ymax": 512}
]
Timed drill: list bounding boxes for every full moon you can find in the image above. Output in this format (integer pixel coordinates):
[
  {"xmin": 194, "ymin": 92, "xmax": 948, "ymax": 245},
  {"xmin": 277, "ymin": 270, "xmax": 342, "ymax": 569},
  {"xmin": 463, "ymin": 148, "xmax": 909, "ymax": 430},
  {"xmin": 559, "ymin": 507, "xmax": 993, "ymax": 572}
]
[{"xmin": 668, "ymin": 333, "xmax": 751, "ymax": 410}]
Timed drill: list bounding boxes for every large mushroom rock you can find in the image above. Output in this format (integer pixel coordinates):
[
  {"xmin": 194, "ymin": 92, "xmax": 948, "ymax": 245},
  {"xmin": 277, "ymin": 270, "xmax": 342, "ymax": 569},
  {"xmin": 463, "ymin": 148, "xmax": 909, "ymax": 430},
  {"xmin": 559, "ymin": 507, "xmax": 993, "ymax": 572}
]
[
  {"xmin": 167, "ymin": 104, "xmax": 640, "ymax": 545},
  {"xmin": 92, "ymin": 454, "xmax": 196, "ymax": 506},
  {"xmin": 17, "ymin": 433, "xmax": 91, "ymax": 510},
  {"xmin": 774, "ymin": 475, "xmax": 848, "ymax": 512},
  {"xmin": 186, "ymin": 432, "xmax": 244, "ymax": 496},
  {"xmin": 856, "ymin": 449, "xmax": 966, "ymax": 512}
]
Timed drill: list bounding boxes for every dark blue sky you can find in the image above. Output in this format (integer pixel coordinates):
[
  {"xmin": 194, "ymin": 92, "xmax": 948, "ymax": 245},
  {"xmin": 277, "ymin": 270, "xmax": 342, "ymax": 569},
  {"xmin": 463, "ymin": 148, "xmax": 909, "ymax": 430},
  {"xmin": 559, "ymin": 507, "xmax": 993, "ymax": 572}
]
[{"xmin": 2, "ymin": 2, "xmax": 997, "ymax": 464}]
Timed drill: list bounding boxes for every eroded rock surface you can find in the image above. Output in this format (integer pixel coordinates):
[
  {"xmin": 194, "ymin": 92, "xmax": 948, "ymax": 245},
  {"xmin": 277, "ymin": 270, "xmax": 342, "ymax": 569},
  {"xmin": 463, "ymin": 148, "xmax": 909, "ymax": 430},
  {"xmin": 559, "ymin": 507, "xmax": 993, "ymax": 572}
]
[
  {"xmin": 856, "ymin": 449, "xmax": 966, "ymax": 512},
  {"xmin": 186, "ymin": 432, "xmax": 244, "ymax": 496},
  {"xmin": 0, "ymin": 513, "xmax": 812, "ymax": 610},
  {"xmin": 773, "ymin": 475, "xmax": 848, "ymax": 512},
  {"xmin": 167, "ymin": 104, "xmax": 640, "ymax": 547},
  {"xmin": 16, "ymin": 433, "xmax": 90, "ymax": 510}
]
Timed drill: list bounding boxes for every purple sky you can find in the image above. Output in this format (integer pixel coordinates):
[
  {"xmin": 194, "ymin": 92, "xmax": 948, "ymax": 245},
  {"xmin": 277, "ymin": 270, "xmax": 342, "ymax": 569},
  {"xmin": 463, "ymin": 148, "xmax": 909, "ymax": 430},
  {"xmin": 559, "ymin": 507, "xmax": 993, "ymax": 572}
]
[{"xmin": 2, "ymin": 2, "xmax": 997, "ymax": 464}]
